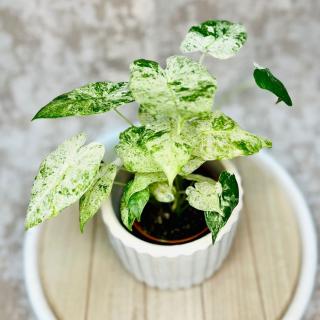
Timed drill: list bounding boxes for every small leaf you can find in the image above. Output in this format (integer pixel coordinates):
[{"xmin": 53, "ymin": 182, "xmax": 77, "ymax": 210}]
[
  {"xmin": 185, "ymin": 172, "xmax": 239, "ymax": 214},
  {"xmin": 150, "ymin": 182, "xmax": 175, "ymax": 203},
  {"xmin": 181, "ymin": 20, "xmax": 247, "ymax": 59},
  {"xmin": 25, "ymin": 133, "xmax": 105, "ymax": 229},
  {"xmin": 120, "ymin": 172, "xmax": 167, "ymax": 230},
  {"xmin": 79, "ymin": 163, "xmax": 117, "ymax": 232},
  {"xmin": 186, "ymin": 181, "xmax": 222, "ymax": 213},
  {"xmin": 129, "ymin": 56, "xmax": 217, "ymax": 123},
  {"xmin": 180, "ymin": 111, "xmax": 272, "ymax": 160},
  {"xmin": 253, "ymin": 64, "xmax": 293, "ymax": 106},
  {"xmin": 32, "ymin": 82, "xmax": 134, "ymax": 120},
  {"xmin": 187, "ymin": 171, "xmax": 239, "ymax": 242}
]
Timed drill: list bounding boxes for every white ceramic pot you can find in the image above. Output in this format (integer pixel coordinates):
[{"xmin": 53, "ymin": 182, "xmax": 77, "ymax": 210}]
[{"xmin": 101, "ymin": 160, "xmax": 243, "ymax": 289}]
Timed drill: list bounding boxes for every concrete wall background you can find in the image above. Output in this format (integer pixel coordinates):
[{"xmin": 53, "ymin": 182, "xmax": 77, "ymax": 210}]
[{"xmin": 0, "ymin": 0, "xmax": 319, "ymax": 318}]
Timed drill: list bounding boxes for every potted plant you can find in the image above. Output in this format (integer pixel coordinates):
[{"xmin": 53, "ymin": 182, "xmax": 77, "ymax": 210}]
[{"xmin": 26, "ymin": 20, "xmax": 292, "ymax": 289}]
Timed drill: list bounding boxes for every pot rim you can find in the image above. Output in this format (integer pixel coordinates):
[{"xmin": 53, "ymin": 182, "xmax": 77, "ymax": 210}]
[{"xmin": 101, "ymin": 159, "xmax": 243, "ymax": 257}]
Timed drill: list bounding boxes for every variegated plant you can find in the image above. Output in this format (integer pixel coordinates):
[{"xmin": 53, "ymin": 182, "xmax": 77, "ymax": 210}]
[{"xmin": 26, "ymin": 20, "xmax": 292, "ymax": 242}]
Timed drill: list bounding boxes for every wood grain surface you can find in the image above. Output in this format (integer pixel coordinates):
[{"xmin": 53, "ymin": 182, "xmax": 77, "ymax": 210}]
[{"xmin": 38, "ymin": 157, "xmax": 301, "ymax": 320}]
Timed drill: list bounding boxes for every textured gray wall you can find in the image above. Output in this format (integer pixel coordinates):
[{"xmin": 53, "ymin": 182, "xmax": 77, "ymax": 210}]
[{"xmin": 0, "ymin": 0, "xmax": 319, "ymax": 318}]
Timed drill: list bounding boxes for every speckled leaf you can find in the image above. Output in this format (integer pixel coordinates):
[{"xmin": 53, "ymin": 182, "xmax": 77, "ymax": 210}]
[
  {"xmin": 181, "ymin": 20, "xmax": 247, "ymax": 59},
  {"xmin": 120, "ymin": 172, "xmax": 167, "ymax": 230},
  {"xmin": 79, "ymin": 163, "xmax": 117, "ymax": 232},
  {"xmin": 116, "ymin": 126, "xmax": 165, "ymax": 173},
  {"xmin": 150, "ymin": 182, "xmax": 175, "ymax": 203},
  {"xmin": 146, "ymin": 131, "xmax": 191, "ymax": 186},
  {"xmin": 25, "ymin": 133, "xmax": 105, "ymax": 229},
  {"xmin": 129, "ymin": 56, "xmax": 217, "ymax": 123},
  {"xmin": 121, "ymin": 182, "xmax": 150, "ymax": 230},
  {"xmin": 179, "ymin": 157, "xmax": 205, "ymax": 175},
  {"xmin": 186, "ymin": 171, "xmax": 239, "ymax": 242},
  {"xmin": 204, "ymin": 212, "xmax": 225, "ymax": 242},
  {"xmin": 116, "ymin": 126, "xmax": 191, "ymax": 184},
  {"xmin": 253, "ymin": 64, "xmax": 293, "ymax": 106},
  {"xmin": 181, "ymin": 111, "xmax": 272, "ymax": 160},
  {"xmin": 186, "ymin": 181, "xmax": 222, "ymax": 213},
  {"xmin": 32, "ymin": 82, "xmax": 134, "ymax": 119}
]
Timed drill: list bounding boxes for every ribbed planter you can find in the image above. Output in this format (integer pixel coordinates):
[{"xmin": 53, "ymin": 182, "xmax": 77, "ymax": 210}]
[{"xmin": 101, "ymin": 160, "xmax": 243, "ymax": 289}]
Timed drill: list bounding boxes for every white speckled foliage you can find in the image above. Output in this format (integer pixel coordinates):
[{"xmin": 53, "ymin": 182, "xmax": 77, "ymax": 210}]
[
  {"xmin": 79, "ymin": 162, "xmax": 117, "ymax": 232},
  {"xmin": 25, "ymin": 133, "xmax": 105, "ymax": 229}
]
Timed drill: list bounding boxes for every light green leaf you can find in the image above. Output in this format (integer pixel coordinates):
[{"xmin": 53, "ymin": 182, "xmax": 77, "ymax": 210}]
[
  {"xmin": 129, "ymin": 56, "xmax": 217, "ymax": 123},
  {"xmin": 116, "ymin": 126, "xmax": 166, "ymax": 173},
  {"xmin": 180, "ymin": 111, "xmax": 272, "ymax": 160},
  {"xmin": 79, "ymin": 163, "xmax": 117, "ymax": 232},
  {"xmin": 150, "ymin": 182, "xmax": 175, "ymax": 203},
  {"xmin": 187, "ymin": 171, "xmax": 239, "ymax": 242},
  {"xmin": 120, "ymin": 172, "xmax": 167, "ymax": 230},
  {"xmin": 32, "ymin": 82, "xmax": 134, "ymax": 120},
  {"xmin": 181, "ymin": 20, "xmax": 247, "ymax": 59},
  {"xmin": 179, "ymin": 157, "xmax": 205, "ymax": 175},
  {"xmin": 116, "ymin": 126, "xmax": 191, "ymax": 185},
  {"xmin": 145, "ymin": 130, "xmax": 191, "ymax": 186},
  {"xmin": 186, "ymin": 181, "xmax": 222, "ymax": 213},
  {"xmin": 253, "ymin": 63, "xmax": 293, "ymax": 106},
  {"xmin": 121, "ymin": 181, "xmax": 150, "ymax": 230},
  {"xmin": 186, "ymin": 171, "xmax": 239, "ymax": 215},
  {"xmin": 183, "ymin": 173, "xmax": 215, "ymax": 184},
  {"xmin": 25, "ymin": 133, "xmax": 105, "ymax": 229}
]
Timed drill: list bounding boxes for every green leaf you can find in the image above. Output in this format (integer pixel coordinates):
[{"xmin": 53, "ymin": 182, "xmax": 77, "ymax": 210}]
[
  {"xmin": 79, "ymin": 163, "xmax": 117, "ymax": 232},
  {"xmin": 32, "ymin": 82, "xmax": 134, "ymax": 120},
  {"xmin": 150, "ymin": 182, "xmax": 175, "ymax": 203},
  {"xmin": 180, "ymin": 111, "xmax": 272, "ymax": 160},
  {"xmin": 129, "ymin": 55, "xmax": 217, "ymax": 123},
  {"xmin": 179, "ymin": 157, "xmax": 205, "ymax": 175},
  {"xmin": 186, "ymin": 181, "xmax": 222, "ymax": 213},
  {"xmin": 187, "ymin": 171, "xmax": 239, "ymax": 242},
  {"xmin": 218, "ymin": 171, "xmax": 239, "ymax": 219},
  {"xmin": 253, "ymin": 64, "xmax": 293, "ymax": 106},
  {"xmin": 204, "ymin": 212, "xmax": 225, "ymax": 242},
  {"xmin": 116, "ymin": 126, "xmax": 191, "ymax": 185},
  {"xmin": 25, "ymin": 133, "xmax": 105, "ymax": 229},
  {"xmin": 181, "ymin": 20, "xmax": 247, "ymax": 59}
]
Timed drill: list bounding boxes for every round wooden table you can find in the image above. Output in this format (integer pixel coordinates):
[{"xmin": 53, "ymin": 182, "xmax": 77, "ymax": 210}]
[{"xmin": 24, "ymin": 154, "xmax": 317, "ymax": 320}]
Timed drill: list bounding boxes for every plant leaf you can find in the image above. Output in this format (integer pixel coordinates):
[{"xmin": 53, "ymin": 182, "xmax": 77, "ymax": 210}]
[
  {"xmin": 116, "ymin": 126, "xmax": 191, "ymax": 185},
  {"xmin": 129, "ymin": 56, "xmax": 217, "ymax": 123},
  {"xmin": 253, "ymin": 64, "xmax": 293, "ymax": 106},
  {"xmin": 180, "ymin": 111, "xmax": 272, "ymax": 160},
  {"xmin": 187, "ymin": 171, "xmax": 239, "ymax": 242},
  {"xmin": 179, "ymin": 157, "xmax": 205, "ymax": 175},
  {"xmin": 186, "ymin": 181, "xmax": 222, "ymax": 213},
  {"xmin": 150, "ymin": 182, "xmax": 175, "ymax": 203},
  {"xmin": 181, "ymin": 20, "xmax": 247, "ymax": 59},
  {"xmin": 204, "ymin": 212, "xmax": 225, "ymax": 242},
  {"xmin": 32, "ymin": 82, "xmax": 134, "ymax": 120},
  {"xmin": 79, "ymin": 163, "xmax": 117, "ymax": 232},
  {"xmin": 25, "ymin": 133, "xmax": 105, "ymax": 229}
]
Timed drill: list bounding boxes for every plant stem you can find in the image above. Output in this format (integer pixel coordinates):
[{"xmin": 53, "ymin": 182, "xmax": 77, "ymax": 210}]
[
  {"xmin": 113, "ymin": 181, "xmax": 126, "ymax": 187},
  {"xmin": 199, "ymin": 52, "xmax": 206, "ymax": 64},
  {"xmin": 113, "ymin": 108, "xmax": 134, "ymax": 126}
]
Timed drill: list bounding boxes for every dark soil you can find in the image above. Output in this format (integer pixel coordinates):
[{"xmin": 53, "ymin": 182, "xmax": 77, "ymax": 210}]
[{"xmin": 132, "ymin": 164, "xmax": 219, "ymax": 245}]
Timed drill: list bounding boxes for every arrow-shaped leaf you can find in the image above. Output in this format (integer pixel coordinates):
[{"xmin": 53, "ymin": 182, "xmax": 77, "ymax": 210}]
[
  {"xmin": 181, "ymin": 20, "xmax": 247, "ymax": 59},
  {"xmin": 25, "ymin": 133, "xmax": 105, "ymax": 229},
  {"xmin": 32, "ymin": 81, "xmax": 134, "ymax": 120},
  {"xmin": 129, "ymin": 55, "xmax": 217, "ymax": 123}
]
